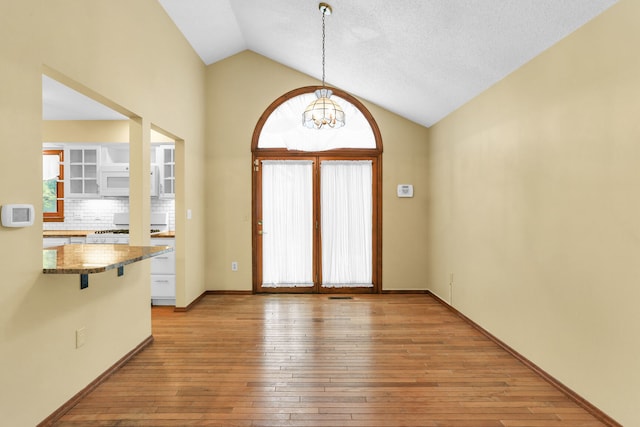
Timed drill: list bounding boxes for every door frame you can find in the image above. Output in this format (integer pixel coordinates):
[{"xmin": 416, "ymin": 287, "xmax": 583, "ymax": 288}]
[
  {"xmin": 254, "ymin": 156, "xmax": 317, "ymax": 293},
  {"xmin": 251, "ymin": 86, "xmax": 383, "ymax": 294}
]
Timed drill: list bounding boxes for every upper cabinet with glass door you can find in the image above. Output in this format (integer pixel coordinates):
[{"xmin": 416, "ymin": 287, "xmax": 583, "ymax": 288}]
[
  {"xmin": 66, "ymin": 145, "xmax": 99, "ymax": 197},
  {"xmin": 158, "ymin": 145, "xmax": 175, "ymax": 199}
]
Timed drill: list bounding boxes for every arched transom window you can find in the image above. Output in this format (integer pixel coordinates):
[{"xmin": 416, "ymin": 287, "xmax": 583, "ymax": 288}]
[
  {"xmin": 258, "ymin": 92, "xmax": 376, "ymax": 151},
  {"xmin": 252, "ymin": 86, "xmax": 382, "ymax": 154}
]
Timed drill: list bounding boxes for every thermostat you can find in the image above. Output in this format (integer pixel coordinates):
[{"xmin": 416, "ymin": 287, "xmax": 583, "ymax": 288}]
[
  {"xmin": 1, "ymin": 204, "xmax": 35, "ymax": 227},
  {"xmin": 397, "ymin": 184, "xmax": 414, "ymax": 198}
]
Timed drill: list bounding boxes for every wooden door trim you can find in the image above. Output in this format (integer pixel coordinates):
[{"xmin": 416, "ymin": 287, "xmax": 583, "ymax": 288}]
[
  {"xmin": 253, "ymin": 156, "xmax": 317, "ymax": 294},
  {"xmin": 316, "ymin": 156, "xmax": 379, "ymax": 294},
  {"xmin": 43, "ymin": 149, "xmax": 65, "ymax": 222},
  {"xmin": 251, "ymin": 86, "xmax": 383, "ymax": 294}
]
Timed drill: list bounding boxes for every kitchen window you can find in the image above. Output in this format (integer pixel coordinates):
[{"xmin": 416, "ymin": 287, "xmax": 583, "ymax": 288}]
[{"xmin": 43, "ymin": 149, "xmax": 64, "ymax": 222}]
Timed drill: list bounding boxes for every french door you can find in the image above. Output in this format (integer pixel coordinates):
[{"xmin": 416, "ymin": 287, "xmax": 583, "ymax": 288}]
[{"xmin": 253, "ymin": 156, "xmax": 379, "ymax": 293}]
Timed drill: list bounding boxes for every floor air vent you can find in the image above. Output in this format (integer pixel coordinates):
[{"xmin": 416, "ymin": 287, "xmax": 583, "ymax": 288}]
[{"xmin": 328, "ymin": 296, "xmax": 353, "ymax": 300}]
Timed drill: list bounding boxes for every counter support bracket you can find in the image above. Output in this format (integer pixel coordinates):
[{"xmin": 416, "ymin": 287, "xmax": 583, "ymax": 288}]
[
  {"xmin": 80, "ymin": 274, "xmax": 89, "ymax": 290},
  {"xmin": 118, "ymin": 266, "xmax": 124, "ymax": 277}
]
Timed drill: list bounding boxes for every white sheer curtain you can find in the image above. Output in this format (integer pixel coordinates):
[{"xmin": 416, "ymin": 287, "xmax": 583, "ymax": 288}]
[
  {"xmin": 262, "ymin": 160, "xmax": 314, "ymax": 287},
  {"xmin": 321, "ymin": 160, "xmax": 373, "ymax": 288},
  {"xmin": 43, "ymin": 154, "xmax": 60, "ymax": 180}
]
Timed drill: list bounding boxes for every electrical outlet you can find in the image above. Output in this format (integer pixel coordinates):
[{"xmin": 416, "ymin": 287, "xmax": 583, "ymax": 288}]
[
  {"xmin": 76, "ymin": 327, "xmax": 86, "ymax": 348},
  {"xmin": 231, "ymin": 262, "xmax": 238, "ymax": 271}
]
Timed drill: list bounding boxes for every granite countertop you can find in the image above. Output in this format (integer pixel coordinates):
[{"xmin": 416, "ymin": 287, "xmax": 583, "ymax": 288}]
[
  {"xmin": 43, "ymin": 230, "xmax": 175, "ymax": 238},
  {"xmin": 43, "ymin": 244, "xmax": 173, "ymax": 274},
  {"xmin": 152, "ymin": 231, "xmax": 175, "ymax": 238}
]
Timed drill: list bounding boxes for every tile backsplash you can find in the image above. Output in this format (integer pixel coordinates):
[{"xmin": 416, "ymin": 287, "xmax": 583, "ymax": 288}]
[{"xmin": 43, "ymin": 198, "xmax": 175, "ymax": 231}]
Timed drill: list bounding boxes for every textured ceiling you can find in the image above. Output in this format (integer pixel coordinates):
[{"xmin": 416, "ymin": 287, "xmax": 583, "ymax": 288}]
[
  {"xmin": 158, "ymin": 0, "xmax": 618, "ymax": 127},
  {"xmin": 42, "ymin": 1, "xmax": 619, "ymax": 126}
]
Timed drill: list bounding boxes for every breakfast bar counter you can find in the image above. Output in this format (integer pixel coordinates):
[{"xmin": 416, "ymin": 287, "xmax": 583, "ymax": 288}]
[{"xmin": 43, "ymin": 244, "xmax": 173, "ymax": 288}]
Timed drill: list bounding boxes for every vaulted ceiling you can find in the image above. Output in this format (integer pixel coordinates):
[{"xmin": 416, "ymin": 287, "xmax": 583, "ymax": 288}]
[
  {"xmin": 157, "ymin": 0, "xmax": 619, "ymax": 127},
  {"xmin": 43, "ymin": 1, "xmax": 619, "ymax": 127}
]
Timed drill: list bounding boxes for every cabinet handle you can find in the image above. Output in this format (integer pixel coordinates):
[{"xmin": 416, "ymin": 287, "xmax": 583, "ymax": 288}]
[{"xmin": 155, "ymin": 280, "xmax": 170, "ymax": 283}]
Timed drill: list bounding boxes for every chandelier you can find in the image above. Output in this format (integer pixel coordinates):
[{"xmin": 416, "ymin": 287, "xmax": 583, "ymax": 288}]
[{"xmin": 302, "ymin": 3, "xmax": 345, "ymax": 129}]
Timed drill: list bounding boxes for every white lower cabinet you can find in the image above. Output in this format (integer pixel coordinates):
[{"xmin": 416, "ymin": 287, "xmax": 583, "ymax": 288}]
[
  {"xmin": 43, "ymin": 237, "xmax": 85, "ymax": 247},
  {"xmin": 151, "ymin": 275, "xmax": 176, "ymax": 299},
  {"xmin": 150, "ymin": 248, "xmax": 175, "ymax": 275},
  {"xmin": 151, "ymin": 238, "xmax": 175, "ymax": 306},
  {"xmin": 43, "ymin": 237, "xmax": 70, "ymax": 248}
]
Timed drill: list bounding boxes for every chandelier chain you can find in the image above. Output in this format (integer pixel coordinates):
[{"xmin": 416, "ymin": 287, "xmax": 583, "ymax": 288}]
[
  {"xmin": 302, "ymin": 3, "xmax": 345, "ymax": 129},
  {"xmin": 322, "ymin": 9, "xmax": 326, "ymax": 87}
]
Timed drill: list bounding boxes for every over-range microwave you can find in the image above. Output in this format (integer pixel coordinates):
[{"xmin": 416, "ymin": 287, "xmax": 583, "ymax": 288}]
[{"xmin": 99, "ymin": 164, "xmax": 158, "ymax": 197}]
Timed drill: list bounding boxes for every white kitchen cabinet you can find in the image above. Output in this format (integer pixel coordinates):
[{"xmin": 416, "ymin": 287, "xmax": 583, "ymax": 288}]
[
  {"xmin": 150, "ymin": 238, "xmax": 175, "ymax": 305},
  {"xmin": 150, "ymin": 242, "xmax": 175, "ymax": 274},
  {"xmin": 151, "ymin": 276, "xmax": 176, "ymax": 299},
  {"xmin": 158, "ymin": 145, "xmax": 175, "ymax": 199},
  {"xmin": 66, "ymin": 146, "xmax": 99, "ymax": 197},
  {"xmin": 43, "ymin": 237, "xmax": 70, "ymax": 248},
  {"xmin": 60, "ymin": 143, "xmax": 162, "ymax": 199}
]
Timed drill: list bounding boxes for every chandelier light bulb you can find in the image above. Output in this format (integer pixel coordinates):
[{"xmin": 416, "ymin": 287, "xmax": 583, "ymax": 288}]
[{"xmin": 303, "ymin": 89, "xmax": 345, "ymax": 129}]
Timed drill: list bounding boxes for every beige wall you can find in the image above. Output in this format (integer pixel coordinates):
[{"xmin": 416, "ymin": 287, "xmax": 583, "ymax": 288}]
[
  {"xmin": 42, "ymin": 120, "xmax": 175, "ymax": 144},
  {"xmin": 4, "ymin": 0, "xmax": 631, "ymax": 424},
  {"xmin": 428, "ymin": 1, "xmax": 639, "ymax": 424},
  {"xmin": 204, "ymin": 51, "xmax": 430, "ymax": 291},
  {"xmin": 0, "ymin": 1, "xmax": 206, "ymax": 425},
  {"xmin": 43, "ymin": 120, "xmax": 129, "ymax": 143}
]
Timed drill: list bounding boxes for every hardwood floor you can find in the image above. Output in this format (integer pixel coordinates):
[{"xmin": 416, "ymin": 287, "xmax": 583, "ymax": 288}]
[{"xmin": 53, "ymin": 294, "xmax": 608, "ymax": 426}]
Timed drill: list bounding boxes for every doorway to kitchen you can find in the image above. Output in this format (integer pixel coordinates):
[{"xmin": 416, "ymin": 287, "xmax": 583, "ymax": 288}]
[
  {"xmin": 42, "ymin": 72, "xmax": 182, "ymax": 307},
  {"xmin": 251, "ymin": 87, "xmax": 383, "ymax": 294},
  {"xmin": 150, "ymin": 127, "xmax": 177, "ymax": 306}
]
